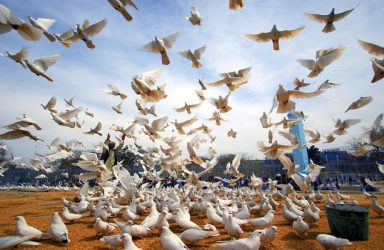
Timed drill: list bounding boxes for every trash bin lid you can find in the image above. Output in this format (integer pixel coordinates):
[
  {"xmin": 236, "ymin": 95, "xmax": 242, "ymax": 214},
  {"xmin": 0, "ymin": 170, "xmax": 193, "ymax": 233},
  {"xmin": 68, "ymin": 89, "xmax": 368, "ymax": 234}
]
[{"xmin": 325, "ymin": 204, "xmax": 368, "ymax": 213}]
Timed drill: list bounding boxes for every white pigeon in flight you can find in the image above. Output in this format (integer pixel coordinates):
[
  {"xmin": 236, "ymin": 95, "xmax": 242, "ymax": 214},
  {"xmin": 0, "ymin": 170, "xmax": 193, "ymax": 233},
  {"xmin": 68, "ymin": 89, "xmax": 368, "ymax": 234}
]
[
  {"xmin": 345, "ymin": 96, "xmax": 373, "ymax": 113},
  {"xmin": 41, "ymin": 96, "xmax": 58, "ymax": 113},
  {"xmin": 333, "ymin": 118, "xmax": 361, "ymax": 135},
  {"xmin": 54, "ymin": 29, "xmax": 75, "ymax": 48},
  {"xmin": 3, "ymin": 115, "xmax": 42, "ymax": 130},
  {"xmin": 227, "ymin": 129, "xmax": 237, "ymax": 138},
  {"xmin": 143, "ymin": 116, "xmax": 168, "ymax": 140},
  {"xmin": 358, "ymin": 39, "xmax": 384, "ymax": 57},
  {"xmin": 178, "ymin": 45, "xmax": 206, "ymax": 68},
  {"xmin": 51, "ymin": 107, "xmax": 83, "ymax": 128},
  {"xmin": 84, "ymin": 122, "xmax": 103, "ymax": 136},
  {"xmin": 104, "ymin": 84, "xmax": 127, "ymax": 100},
  {"xmin": 304, "ymin": 5, "xmax": 358, "ymax": 33},
  {"xmin": 0, "ymin": 129, "xmax": 44, "ymax": 142},
  {"xmin": 0, "ymin": 4, "xmax": 42, "ymax": 41},
  {"xmin": 112, "ymin": 101, "xmax": 124, "ymax": 114},
  {"xmin": 107, "ymin": 0, "xmax": 138, "ymax": 22},
  {"xmin": 246, "ymin": 25, "xmax": 305, "ymax": 51},
  {"xmin": 270, "ymin": 84, "xmax": 324, "ymax": 113},
  {"xmin": 62, "ymin": 19, "xmax": 107, "ymax": 49},
  {"xmin": 142, "ymin": 32, "xmax": 180, "ymax": 65},
  {"xmin": 229, "ymin": 0, "xmax": 244, "ymax": 10},
  {"xmin": 371, "ymin": 59, "xmax": 384, "ymax": 83},
  {"xmin": 298, "ymin": 46, "xmax": 344, "ymax": 78},
  {"xmin": 0, "ymin": 47, "xmax": 28, "ymax": 68},
  {"xmin": 185, "ymin": 6, "xmax": 201, "ymax": 26},
  {"xmin": 131, "ymin": 69, "xmax": 167, "ymax": 102},
  {"xmin": 24, "ymin": 54, "xmax": 60, "ymax": 82},
  {"xmin": 209, "ymin": 67, "xmax": 252, "ymax": 91},
  {"xmin": 27, "ymin": 16, "xmax": 56, "ymax": 41}
]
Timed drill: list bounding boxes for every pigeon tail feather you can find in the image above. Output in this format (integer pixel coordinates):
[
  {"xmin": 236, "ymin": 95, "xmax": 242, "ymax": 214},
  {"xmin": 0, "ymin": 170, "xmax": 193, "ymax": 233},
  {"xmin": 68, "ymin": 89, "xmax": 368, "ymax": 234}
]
[{"xmin": 322, "ymin": 23, "xmax": 335, "ymax": 33}]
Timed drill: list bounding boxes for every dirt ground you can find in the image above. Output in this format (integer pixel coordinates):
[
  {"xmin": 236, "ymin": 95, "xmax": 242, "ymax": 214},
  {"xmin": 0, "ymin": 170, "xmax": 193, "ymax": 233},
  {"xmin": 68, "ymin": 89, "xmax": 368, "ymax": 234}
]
[{"xmin": 0, "ymin": 190, "xmax": 383, "ymax": 250}]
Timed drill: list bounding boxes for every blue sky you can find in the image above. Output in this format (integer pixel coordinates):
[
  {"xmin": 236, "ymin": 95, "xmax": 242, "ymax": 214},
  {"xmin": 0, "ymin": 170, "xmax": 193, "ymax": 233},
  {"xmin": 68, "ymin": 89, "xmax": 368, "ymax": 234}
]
[{"xmin": 0, "ymin": 0, "xmax": 383, "ymax": 161}]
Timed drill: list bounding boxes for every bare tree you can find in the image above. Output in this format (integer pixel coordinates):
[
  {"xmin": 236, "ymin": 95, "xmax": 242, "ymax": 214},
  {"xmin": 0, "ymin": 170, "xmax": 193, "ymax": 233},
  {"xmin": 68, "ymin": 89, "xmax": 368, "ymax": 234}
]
[{"xmin": 344, "ymin": 137, "xmax": 383, "ymax": 161}]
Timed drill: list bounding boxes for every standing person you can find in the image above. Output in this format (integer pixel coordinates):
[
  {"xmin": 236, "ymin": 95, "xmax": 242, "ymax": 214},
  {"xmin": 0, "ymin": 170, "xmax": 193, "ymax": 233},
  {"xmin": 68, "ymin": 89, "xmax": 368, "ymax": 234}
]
[{"xmin": 101, "ymin": 133, "xmax": 126, "ymax": 170}]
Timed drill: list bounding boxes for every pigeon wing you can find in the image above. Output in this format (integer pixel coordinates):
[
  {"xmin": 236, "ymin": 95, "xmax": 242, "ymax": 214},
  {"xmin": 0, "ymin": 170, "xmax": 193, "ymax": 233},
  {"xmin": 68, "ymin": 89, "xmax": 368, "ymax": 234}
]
[
  {"xmin": 60, "ymin": 29, "xmax": 75, "ymax": 40},
  {"xmin": 187, "ymin": 126, "xmax": 203, "ymax": 135},
  {"xmin": 279, "ymin": 26, "xmax": 305, "ymax": 40},
  {"xmin": 277, "ymin": 153, "xmax": 294, "ymax": 171},
  {"xmin": 36, "ymin": 18, "xmax": 55, "ymax": 30},
  {"xmin": 123, "ymin": 0, "xmax": 139, "ymax": 10},
  {"xmin": 344, "ymin": 119, "xmax": 361, "ymax": 128},
  {"xmin": 333, "ymin": 5, "xmax": 358, "ymax": 22},
  {"xmin": 85, "ymin": 19, "xmax": 107, "ymax": 36},
  {"xmin": 194, "ymin": 45, "xmax": 206, "ymax": 59},
  {"xmin": 190, "ymin": 102, "xmax": 202, "ymax": 109},
  {"xmin": 208, "ymin": 78, "xmax": 227, "ymax": 86},
  {"xmin": 181, "ymin": 165, "xmax": 192, "ymax": 175},
  {"xmin": 151, "ymin": 116, "xmax": 168, "ymax": 131},
  {"xmin": 0, "ymin": 130, "xmax": 26, "ymax": 140},
  {"xmin": 304, "ymin": 13, "xmax": 329, "ymax": 23},
  {"xmin": 95, "ymin": 122, "xmax": 102, "ymax": 132},
  {"xmin": 288, "ymin": 88, "xmax": 324, "ymax": 99},
  {"xmin": 297, "ymin": 59, "xmax": 316, "ymax": 70},
  {"xmin": 59, "ymin": 107, "xmax": 83, "ymax": 121},
  {"xmin": 269, "ymin": 95, "xmax": 278, "ymax": 113},
  {"xmin": 17, "ymin": 23, "xmax": 42, "ymax": 41},
  {"xmin": 180, "ymin": 116, "xmax": 198, "ymax": 127},
  {"xmin": 245, "ymin": 32, "xmax": 271, "ymax": 42},
  {"xmin": 238, "ymin": 67, "xmax": 252, "ymax": 76},
  {"xmin": 142, "ymin": 40, "xmax": 158, "ymax": 53},
  {"xmin": 317, "ymin": 46, "xmax": 345, "ymax": 68},
  {"xmin": 279, "ymin": 131, "xmax": 298, "ymax": 144},
  {"xmin": 304, "ymin": 129, "xmax": 316, "ymax": 138},
  {"xmin": 0, "ymin": 23, "xmax": 12, "ymax": 34},
  {"xmin": 14, "ymin": 47, "xmax": 29, "ymax": 61},
  {"xmin": 191, "ymin": 6, "xmax": 199, "ymax": 15},
  {"xmin": 358, "ymin": 39, "xmax": 384, "ymax": 57},
  {"xmin": 162, "ymin": 31, "xmax": 180, "ymax": 48},
  {"xmin": 141, "ymin": 69, "xmax": 162, "ymax": 85},
  {"xmin": 33, "ymin": 54, "xmax": 60, "ymax": 71},
  {"xmin": 50, "ymin": 137, "xmax": 61, "ymax": 147},
  {"xmin": 82, "ymin": 19, "xmax": 90, "ymax": 29},
  {"xmin": 231, "ymin": 154, "xmax": 241, "ymax": 170},
  {"xmin": 61, "ymin": 30, "xmax": 80, "ymax": 42},
  {"xmin": 175, "ymin": 104, "xmax": 186, "ymax": 113},
  {"xmin": 178, "ymin": 49, "xmax": 193, "ymax": 60},
  {"xmin": 107, "ymin": 84, "xmax": 121, "ymax": 94},
  {"xmin": 372, "ymin": 113, "xmax": 383, "ymax": 130},
  {"xmin": 276, "ymin": 143, "xmax": 299, "ymax": 152},
  {"xmin": 0, "ymin": 4, "xmax": 24, "ymax": 25}
]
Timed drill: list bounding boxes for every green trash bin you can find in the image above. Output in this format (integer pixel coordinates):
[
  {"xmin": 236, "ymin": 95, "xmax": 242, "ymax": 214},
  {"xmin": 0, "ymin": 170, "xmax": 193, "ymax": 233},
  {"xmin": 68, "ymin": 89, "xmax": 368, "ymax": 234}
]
[{"xmin": 325, "ymin": 204, "xmax": 369, "ymax": 241}]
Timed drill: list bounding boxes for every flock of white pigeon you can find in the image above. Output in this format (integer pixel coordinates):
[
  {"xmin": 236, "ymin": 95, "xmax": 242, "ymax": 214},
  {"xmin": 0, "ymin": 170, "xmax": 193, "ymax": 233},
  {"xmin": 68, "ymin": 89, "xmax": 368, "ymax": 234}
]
[
  {"xmin": 0, "ymin": 0, "xmax": 384, "ymax": 249},
  {"xmin": 0, "ymin": 168, "xmax": 384, "ymax": 250}
]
